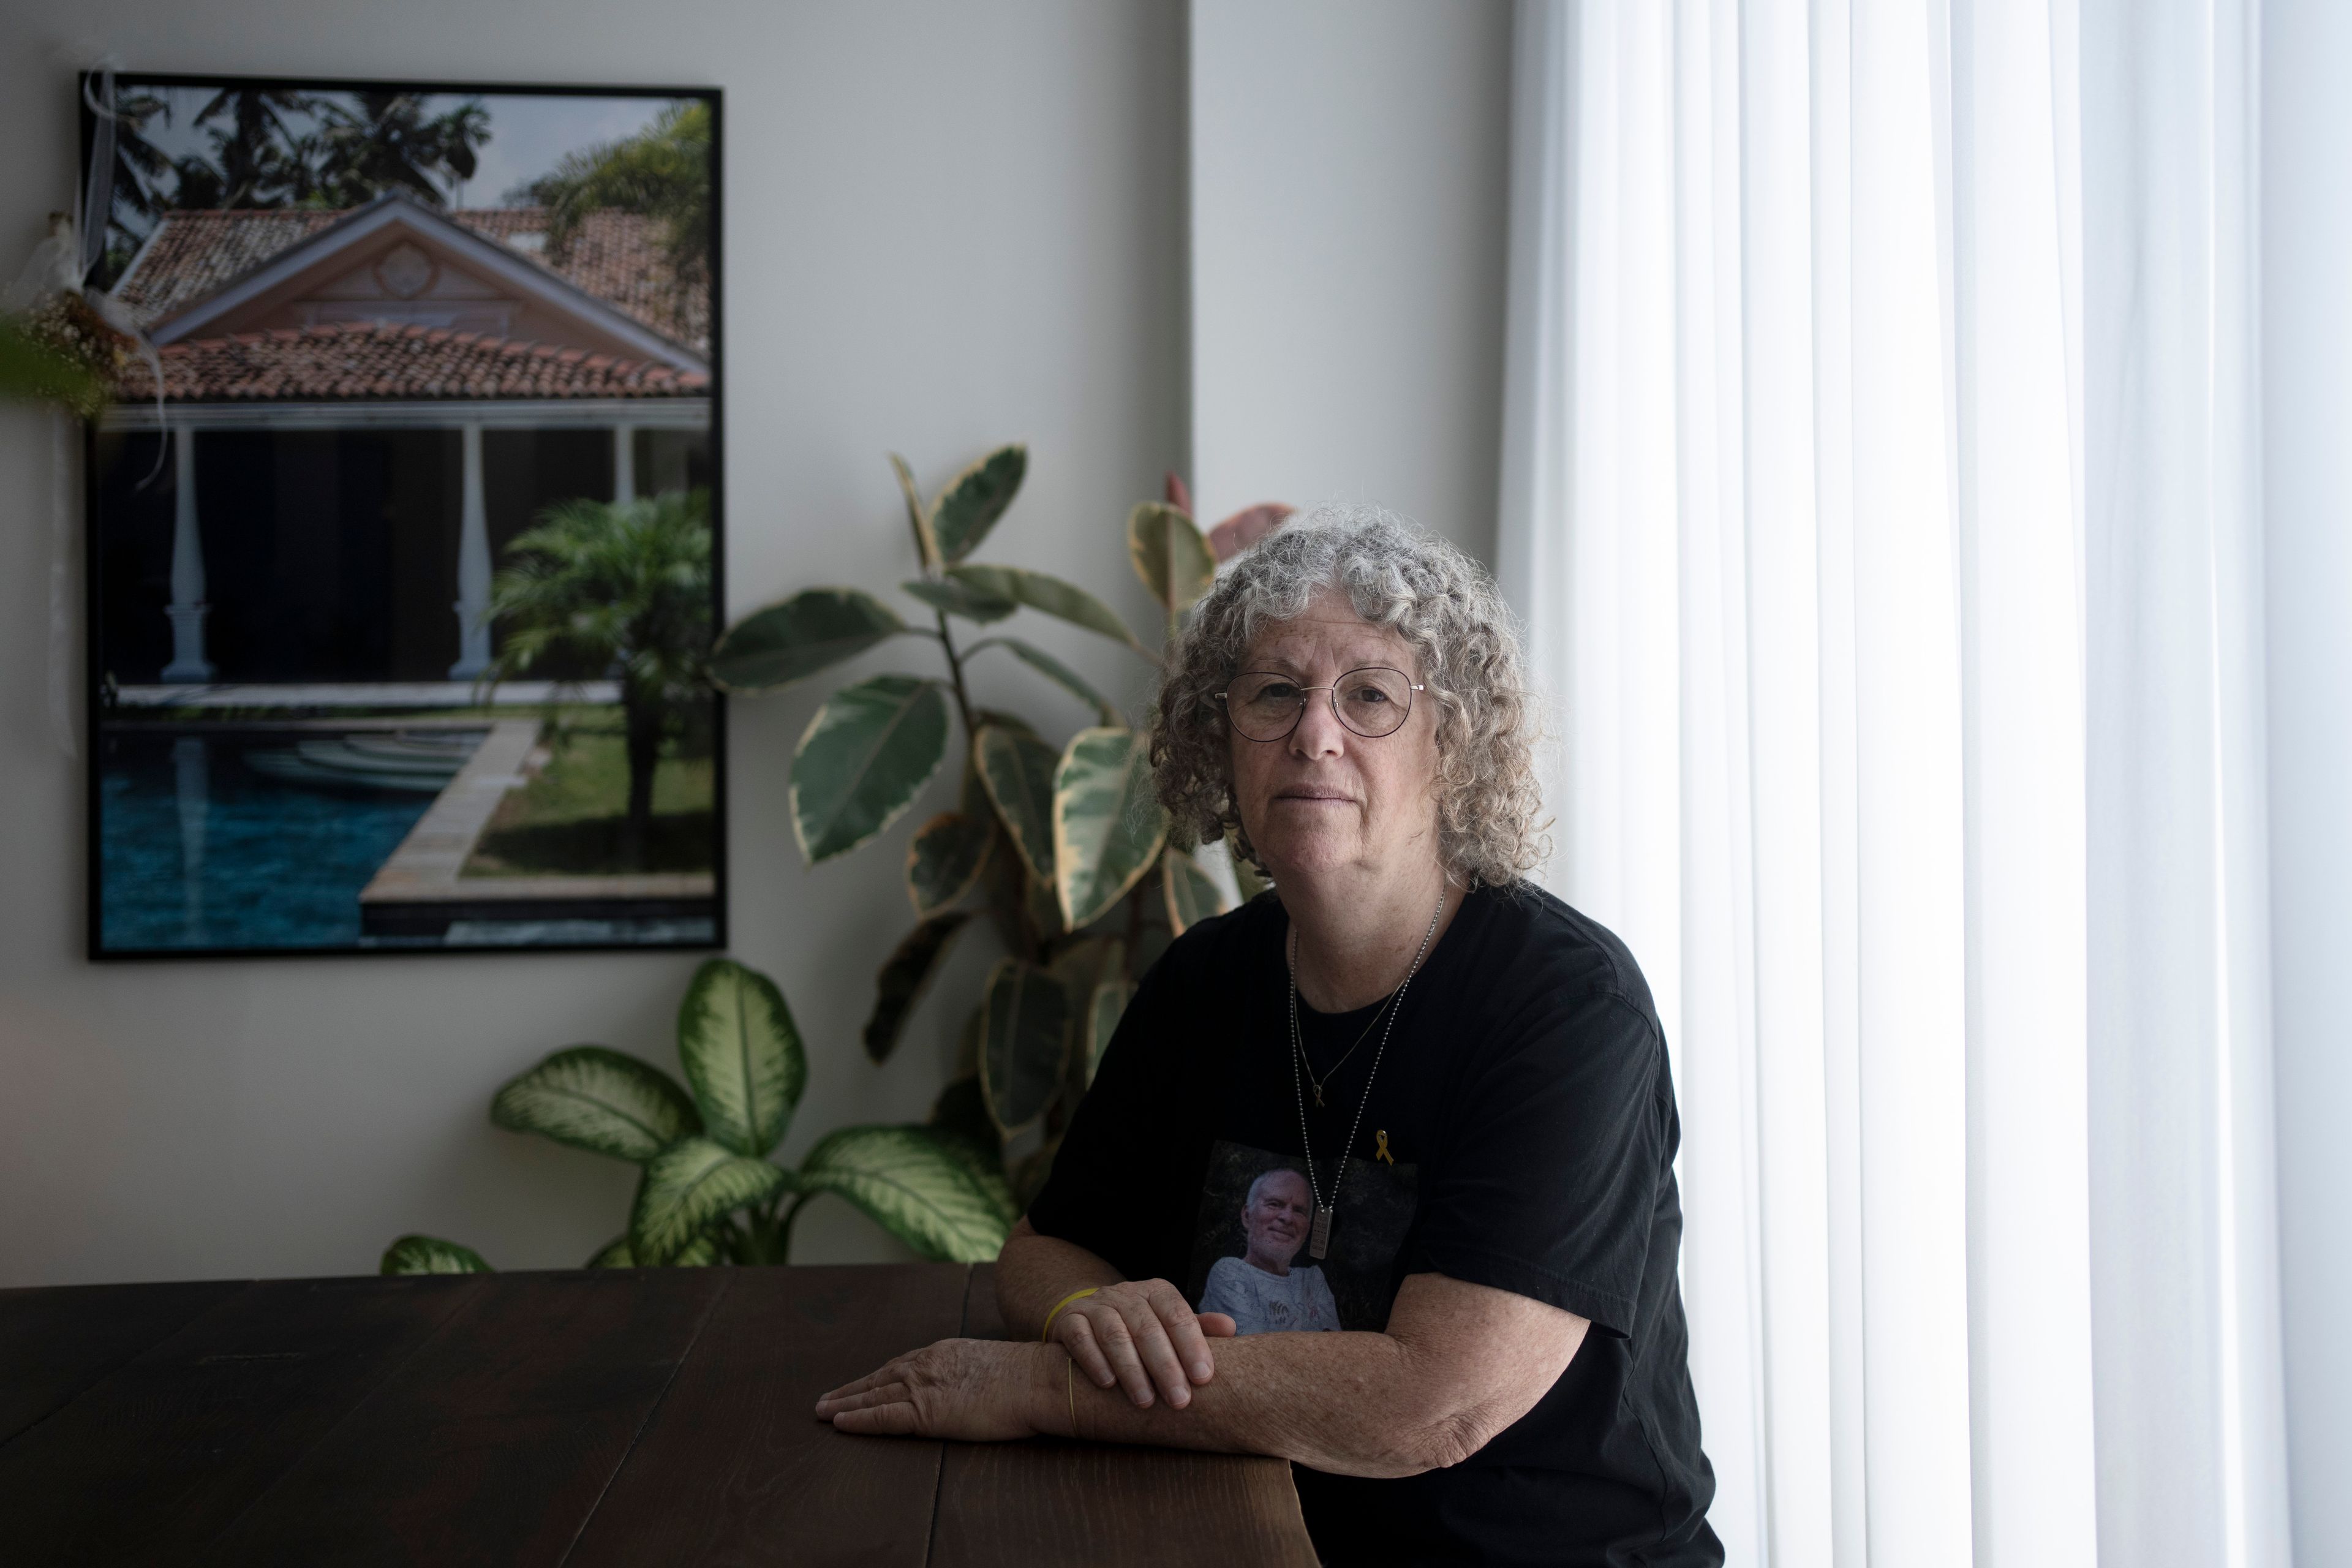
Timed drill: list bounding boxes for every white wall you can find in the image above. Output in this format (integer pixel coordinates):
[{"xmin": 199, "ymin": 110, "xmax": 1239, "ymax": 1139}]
[
  {"xmin": 2261, "ymin": 0, "xmax": 2352, "ymax": 1558},
  {"xmin": 0, "ymin": 0, "xmax": 1188, "ymax": 1285},
  {"xmin": 1189, "ymin": 0, "xmax": 1512, "ymax": 563}
]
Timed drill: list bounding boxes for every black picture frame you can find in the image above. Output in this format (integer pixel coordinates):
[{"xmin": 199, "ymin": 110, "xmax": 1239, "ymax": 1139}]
[{"xmin": 78, "ymin": 70, "xmax": 727, "ymax": 960}]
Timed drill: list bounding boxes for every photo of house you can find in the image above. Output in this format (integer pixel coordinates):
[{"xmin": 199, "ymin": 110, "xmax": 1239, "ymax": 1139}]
[{"xmin": 83, "ymin": 79, "xmax": 722, "ymax": 956}]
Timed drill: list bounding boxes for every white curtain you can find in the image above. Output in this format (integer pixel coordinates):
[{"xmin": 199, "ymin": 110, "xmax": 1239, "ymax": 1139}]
[{"xmin": 1496, "ymin": 4, "xmax": 2289, "ymax": 1566}]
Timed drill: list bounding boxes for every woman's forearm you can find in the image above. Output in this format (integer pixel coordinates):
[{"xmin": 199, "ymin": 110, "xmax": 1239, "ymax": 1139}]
[
  {"xmin": 994, "ymin": 1218, "xmax": 1126, "ymax": 1340},
  {"xmin": 1049, "ymin": 1329, "xmax": 1469, "ymax": 1479}
]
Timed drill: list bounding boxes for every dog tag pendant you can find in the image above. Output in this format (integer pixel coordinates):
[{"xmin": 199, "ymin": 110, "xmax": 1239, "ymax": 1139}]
[{"xmin": 1309, "ymin": 1205, "xmax": 1333, "ymax": 1259}]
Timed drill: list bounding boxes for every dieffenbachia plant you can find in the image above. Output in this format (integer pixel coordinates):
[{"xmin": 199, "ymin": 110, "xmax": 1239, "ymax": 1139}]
[
  {"xmin": 381, "ymin": 957, "xmax": 1016, "ymax": 1274},
  {"xmin": 703, "ymin": 448, "xmax": 1266, "ymax": 1202}
]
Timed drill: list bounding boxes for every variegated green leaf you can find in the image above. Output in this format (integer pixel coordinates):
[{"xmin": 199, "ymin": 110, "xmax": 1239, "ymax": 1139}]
[
  {"xmin": 928, "ymin": 444, "xmax": 1027, "ymax": 564},
  {"xmin": 671, "ymin": 1228, "xmax": 726, "ymax": 1268},
  {"xmin": 968, "ymin": 635, "xmax": 1122, "ymax": 725},
  {"xmin": 796, "ymin": 1124, "xmax": 1016, "ymax": 1262},
  {"xmin": 710, "ymin": 587, "xmax": 908, "ymax": 693},
  {"xmin": 979, "ymin": 958, "xmax": 1071, "ymax": 1136},
  {"xmin": 631, "ymin": 1137, "xmax": 792, "ymax": 1264},
  {"xmin": 949, "ymin": 564, "xmax": 1152, "ymax": 658},
  {"xmin": 901, "ymin": 576, "xmax": 1016, "ymax": 623},
  {"xmin": 1087, "ymin": 979, "xmax": 1134, "ymax": 1087},
  {"xmin": 1160, "ymin": 847, "xmax": 1232, "ymax": 936},
  {"xmin": 906, "ymin": 810, "xmax": 994, "ymax": 918},
  {"xmin": 790, "ymin": 673, "xmax": 951, "ymax": 863},
  {"xmin": 489, "ymin": 1046, "xmax": 700, "ymax": 1163},
  {"xmin": 380, "ymin": 1235, "xmax": 492, "ymax": 1275},
  {"xmin": 930, "ymin": 1073, "xmax": 1001, "ymax": 1158},
  {"xmin": 1025, "ymin": 867, "xmax": 1066, "ymax": 938},
  {"xmin": 974, "ymin": 725, "xmax": 1059, "ymax": 884},
  {"xmin": 864, "ymin": 912, "xmax": 973, "ymax": 1064},
  {"xmin": 1054, "ymin": 726, "xmax": 1168, "ymax": 928},
  {"xmin": 586, "ymin": 1234, "xmax": 636, "ymax": 1268},
  {"xmin": 889, "ymin": 452, "xmax": 940, "ymax": 570},
  {"xmin": 1128, "ymin": 502, "xmax": 1216, "ymax": 618},
  {"xmin": 677, "ymin": 958, "xmax": 805, "ymax": 1156}
]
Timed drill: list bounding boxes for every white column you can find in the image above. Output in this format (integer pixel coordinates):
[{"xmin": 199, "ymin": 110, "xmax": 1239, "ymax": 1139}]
[
  {"xmin": 448, "ymin": 422, "xmax": 492, "ymax": 679},
  {"xmin": 160, "ymin": 424, "xmax": 215, "ymax": 683},
  {"xmin": 612, "ymin": 422, "xmax": 637, "ymax": 505}
]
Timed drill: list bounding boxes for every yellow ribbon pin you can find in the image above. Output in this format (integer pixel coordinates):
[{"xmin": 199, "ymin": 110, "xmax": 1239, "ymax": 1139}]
[{"xmin": 1375, "ymin": 1130, "xmax": 1395, "ymax": 1164}]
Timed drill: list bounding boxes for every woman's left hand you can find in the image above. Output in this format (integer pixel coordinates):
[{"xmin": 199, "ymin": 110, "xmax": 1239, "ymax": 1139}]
[{"xmin": 814, "ymin": 1338, "xmax": 1060, "ymax": 1441}]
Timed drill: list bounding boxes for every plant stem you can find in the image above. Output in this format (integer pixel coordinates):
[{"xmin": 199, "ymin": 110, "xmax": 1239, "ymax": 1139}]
[
  {"xmin": 776, "ymin": 1190, "xmax": 818, "ymax": 1262},
  {"xmin": 934, "ymin": 609, "xmax": 978, "ymax": 739}
]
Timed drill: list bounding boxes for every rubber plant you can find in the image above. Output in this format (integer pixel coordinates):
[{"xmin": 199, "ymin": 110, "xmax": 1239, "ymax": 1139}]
[
  {"xmin": 704, "ymin": 450, "xmax": 1281, "ymax": 1204},
  {"xmin": 381, "ymin": 956, "xmax": 1016, "ymax": 1274}
]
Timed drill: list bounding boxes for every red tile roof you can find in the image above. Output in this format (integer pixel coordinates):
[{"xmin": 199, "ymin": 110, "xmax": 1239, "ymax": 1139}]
[
  {"xmin": 113, "ymin": 321, "xmax": 709, "ymax": 402},
  {"xmin": 112, "ymin": 203, "xmax": 708, "ymax": 353}
]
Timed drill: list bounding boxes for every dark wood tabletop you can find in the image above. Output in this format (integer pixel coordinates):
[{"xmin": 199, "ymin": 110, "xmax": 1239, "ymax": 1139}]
[{"xmin": 0, "ymin": 1262, "xmax": 1318, "ymax": 1566}]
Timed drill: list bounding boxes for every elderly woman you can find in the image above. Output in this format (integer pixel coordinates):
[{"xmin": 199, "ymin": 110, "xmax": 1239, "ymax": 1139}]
[{"xmin": 817, "ymin": 508, "xmax": 1720, "ymax": 1566}]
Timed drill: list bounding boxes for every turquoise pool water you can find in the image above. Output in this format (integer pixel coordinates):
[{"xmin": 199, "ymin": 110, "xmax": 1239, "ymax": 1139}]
[{"xmin": 97, "ymin": 731, "xmax": 445, "ymax": 952}]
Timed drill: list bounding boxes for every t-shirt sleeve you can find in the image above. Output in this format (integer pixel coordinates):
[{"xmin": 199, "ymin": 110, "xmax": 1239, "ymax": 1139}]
[
  {"xmin": 1020, "ymin": 956, "xmax": 1201, "ymax": 1286},
  {"xmin": 1403, "ymin": 988, "xmax": 1668, "ymax": 1340}
]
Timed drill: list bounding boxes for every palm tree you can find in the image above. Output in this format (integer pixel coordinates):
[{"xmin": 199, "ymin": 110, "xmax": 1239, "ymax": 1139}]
[
  {"xmin": 483, "ymin": 489, "xmax": 713, "ymax": 869},
  {"xmin": 516, "ymin": 100, "xmax": 710, "ymax": 300},
  {"xmin": 192, "ymin": 87, "xmax": 317, "ymax": 206},
  {"xmin": 314, "ymin": 93, "xmax": 491, "ymax": 208}
]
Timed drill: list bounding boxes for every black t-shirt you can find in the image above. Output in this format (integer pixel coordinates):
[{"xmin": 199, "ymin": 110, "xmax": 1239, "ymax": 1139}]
[{"xmin": 1027, "ymin": 882, "xmax": 1721, "ymax": 1567}]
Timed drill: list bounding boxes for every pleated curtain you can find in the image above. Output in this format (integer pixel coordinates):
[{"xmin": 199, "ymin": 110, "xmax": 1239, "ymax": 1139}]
[{"xmin": 1495, "ymin": 3, "xmax": 2288, "ymax": 1565}]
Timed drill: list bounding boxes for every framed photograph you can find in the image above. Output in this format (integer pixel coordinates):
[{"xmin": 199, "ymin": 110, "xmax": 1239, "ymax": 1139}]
[{"xmin": 78, "ymin": 72, "xmax": 725, "ymax": 957}]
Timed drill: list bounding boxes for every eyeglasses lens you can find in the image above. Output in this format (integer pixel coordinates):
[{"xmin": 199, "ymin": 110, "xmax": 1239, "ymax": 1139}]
[{"xmin": 1227, "ymin": 668, "xmax": 1412, "ymax": 739}]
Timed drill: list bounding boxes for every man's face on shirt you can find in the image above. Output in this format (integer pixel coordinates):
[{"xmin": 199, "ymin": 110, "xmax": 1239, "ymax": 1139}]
[{"xmin": 1242, "ymin": 1169, "xmax": 1314, "ymax": 1273}]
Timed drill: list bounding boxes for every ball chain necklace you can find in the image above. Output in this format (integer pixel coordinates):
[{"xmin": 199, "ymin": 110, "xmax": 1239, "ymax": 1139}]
[{"xmin": 1287, "ymin": 889, "xmax": 1446, "ymax": 1261}]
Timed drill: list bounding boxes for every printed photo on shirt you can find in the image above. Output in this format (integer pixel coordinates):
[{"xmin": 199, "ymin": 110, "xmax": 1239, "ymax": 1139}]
[{"xmin": 1185, "ymin": 1138, "xmax": 1418, "ymax": 1333}]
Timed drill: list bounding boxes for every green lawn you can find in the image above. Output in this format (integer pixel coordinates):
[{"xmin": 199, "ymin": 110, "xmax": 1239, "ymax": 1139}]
[{"xmin": 464, "ymin": 706, "xmax": 715, "ymax": 877}]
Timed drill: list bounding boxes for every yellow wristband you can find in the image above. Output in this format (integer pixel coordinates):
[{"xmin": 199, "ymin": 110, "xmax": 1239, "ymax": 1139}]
[{"xmin": 1040, "ymin": 1287, "xmax": 1099, "ymax": 1342}]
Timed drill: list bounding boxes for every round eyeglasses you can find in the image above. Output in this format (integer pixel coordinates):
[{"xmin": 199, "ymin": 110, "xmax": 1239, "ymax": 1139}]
[{"xmin": 1215, "ymin": 667, "xmax": 1425, "ymax": 741}]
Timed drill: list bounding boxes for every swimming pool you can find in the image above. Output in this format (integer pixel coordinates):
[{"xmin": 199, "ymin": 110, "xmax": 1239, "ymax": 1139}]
[{"xmin": 96, "ymin": 729, "xmax": 473, "ymax": 953}]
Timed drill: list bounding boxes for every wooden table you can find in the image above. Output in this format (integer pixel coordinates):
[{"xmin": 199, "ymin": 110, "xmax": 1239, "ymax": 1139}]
[{"xmin": 0, "ymin": 1262, "xmax": 1317, "ymax": 1566}]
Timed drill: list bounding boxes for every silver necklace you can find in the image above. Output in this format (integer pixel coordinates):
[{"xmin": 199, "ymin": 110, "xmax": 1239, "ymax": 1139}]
[{"xmin": 1287, "ymin": 891, "xmax": 1446, "ymax": 1261}]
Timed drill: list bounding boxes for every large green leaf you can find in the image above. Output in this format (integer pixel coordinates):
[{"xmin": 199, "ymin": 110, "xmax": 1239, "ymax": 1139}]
[
  {"xmin": 968, "ymin": 636, "xmax": 1121, "ymax": 725},
  {"xmin": 863, "ymin": 912, "xmax": 972, "ymax": 1064},
  {"xmin": 796, "ymin": 1124, "xmax": 1015, "ymax": 1262},
  {"xmin": 381, "ymin": 1235, "xmax": 492, "ymax": 1275},
  {"xmin": 586, "ymin": 1234, "xmax": 637, "ymax": 1268},
  {"xmin": 586, "ymin": 1228, "xmax": 724, "ymax": 1268},
  {"xmin": 1128, "ymin": 502, "xmax": 1216, "ymax": 619},
  {"xmin": 1054, "ymin": 727, "xmax": 1169, "ymax": 928},
  {"xmin": 949, "ymin": 564, "xmax": 1152, "ymax": 658},
  {"xmin": 631, "ymin": 1137, "xmax": 792, "ymax": 1264},
  {"xmin": 930, "ymin": 1073, "xmax": 1002, "ymax": 1158},
  {"xmin": 791, "ymin": 674, "xmax": 952, "ymax": 862},
  {"xmin": 1023, "ymin": 868, "xmax": 1066, "ymax": 939},
  {"xmin": 489, "ymin": 1045, "xmax": 701, "ymax": 1163},
  {"xmin": 901, "ymin": 576, "xmax": 1016, "ymax": 624},
  {"xmin": 710, "ymin": 587, "xmax": 908, "ymax": 693},
  {"xmin": 1160, "ymin": 847, "xmax": 1232, "ymax": 937},
  {"xmin": 979, "ymin": 958, "xmax": 1071, "ymax": 1136},
  {"xmin": 906, "ymin": 810, "xmax": 993, "ymax": 918},
  {"xmin": 928, "ymin": 444, "xmax": 1027, "ymax": 564},
  {"xmin": 677, "ymin": 958, "xmax": 806, "ymax": 1157},
  {"xmin": 973, "ymin": 725, "xmax": 1060, "ymax": 883},
  {"xmin": 1086, "ymin": 980, "xmax": 1134, "ymax": 1087},
  {"xmin": 889, "ymin": 452, "xmax": 940, "ymax": 570}
]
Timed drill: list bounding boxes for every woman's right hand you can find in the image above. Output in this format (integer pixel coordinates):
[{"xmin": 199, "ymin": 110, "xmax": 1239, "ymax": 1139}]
[{"xmin": 1049, "ymin": 1279, "xmax": 1237, "ymax": 1409}]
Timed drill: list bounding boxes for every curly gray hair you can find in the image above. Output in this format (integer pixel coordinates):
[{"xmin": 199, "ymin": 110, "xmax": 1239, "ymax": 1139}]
[{"xmin": 1151, "ymin": 503, "xmax": 1548, "ymax": 888}]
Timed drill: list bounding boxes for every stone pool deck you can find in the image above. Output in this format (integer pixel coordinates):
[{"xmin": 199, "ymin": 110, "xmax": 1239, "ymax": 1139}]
[{"xmin": 358, "ymin": 718, "xmax": 716, "ymax": 938}]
